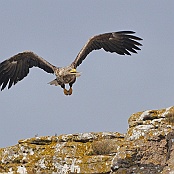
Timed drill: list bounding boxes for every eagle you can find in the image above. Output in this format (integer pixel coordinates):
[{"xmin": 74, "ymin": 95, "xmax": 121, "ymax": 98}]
[{"xmin": 0, "ymin": 31, "xmax": 142, "ymax": 95}]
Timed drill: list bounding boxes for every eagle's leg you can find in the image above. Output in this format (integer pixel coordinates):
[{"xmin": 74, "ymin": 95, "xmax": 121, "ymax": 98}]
[
  {"xmin": 61, "ymin": 84, "xmax": 69, "ymax": 95},
  {"xmin": 68, "ymin": 78, "xmax": 76, "ymax": 95},
  {"xmin": 61, "ymin": 78, "xmax": 76, "ymax": 96},
  {"xmin": 68, "ymin": 85, "xmax": 73, "ymax": 95}
]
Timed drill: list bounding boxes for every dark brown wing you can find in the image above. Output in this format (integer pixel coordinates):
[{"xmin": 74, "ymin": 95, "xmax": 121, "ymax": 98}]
[
  {"xmin": 71, "ymin": 31, "xmax": 143, "ymax": 68},
  {"xmin": 0, "ymin": 51, "xmax": 56, "ymax": 90}
]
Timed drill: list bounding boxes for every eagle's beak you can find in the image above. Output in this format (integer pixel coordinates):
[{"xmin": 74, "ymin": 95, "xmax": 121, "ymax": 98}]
[
  {"xmin": 70, "ymin": 68, "xmax": 77, "ymax": 73},
  {"xmin": 70, "ymin": 68, "xmax": 81, "ymax": 77}
]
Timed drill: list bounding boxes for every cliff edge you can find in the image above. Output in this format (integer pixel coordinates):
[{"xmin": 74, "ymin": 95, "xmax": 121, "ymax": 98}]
[{"xmin": 0, "ymin": 106, "xmax": 174, "ymax": 174}]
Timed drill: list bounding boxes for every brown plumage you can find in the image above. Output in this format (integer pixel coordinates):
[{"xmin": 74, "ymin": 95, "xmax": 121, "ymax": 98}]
[{"xmin": 0, "ymin": 31, "xmax": 142, "ymax": 95}]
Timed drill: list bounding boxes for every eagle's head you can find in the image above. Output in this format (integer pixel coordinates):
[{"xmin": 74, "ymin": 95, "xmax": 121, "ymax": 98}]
[
  {"xmin": 61, "ymin": 67, "xmax": 81, "ymax": 84},
  {"xmin": 58, "ymin": 66, "xmax": 80, "ymax": 77}
]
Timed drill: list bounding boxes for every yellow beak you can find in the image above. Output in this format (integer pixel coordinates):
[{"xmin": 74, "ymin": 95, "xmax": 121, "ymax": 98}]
[
  {"xmin": 70, "ymin": 68, "xmax": 81, "ymax": 77},
  {"xmin": 70, "ymin": 68, "xmax": 77, "ymax": 73}
]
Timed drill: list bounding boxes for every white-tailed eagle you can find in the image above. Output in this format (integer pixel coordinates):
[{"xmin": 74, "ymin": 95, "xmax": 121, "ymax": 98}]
[{"xmin": 0, "ymin": 31, "xmax": 142, "ymax": 95}]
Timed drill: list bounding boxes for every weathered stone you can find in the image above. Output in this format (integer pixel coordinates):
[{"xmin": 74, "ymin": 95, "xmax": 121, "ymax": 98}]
[
  {"xmin": 111, "ymin": 106, "xmax": 174, "ymax": 174},
  {"xmin": 0, "ymin": 106, "xmax": 174, "ymax": 173}
]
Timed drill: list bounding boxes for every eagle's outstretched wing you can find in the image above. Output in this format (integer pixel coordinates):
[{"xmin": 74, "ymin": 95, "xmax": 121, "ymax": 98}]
[
  {"xmin": 71, "ymin": 31, "xmax": 142, "ymax": 68},
  {"xmin": 0, "ymin": 51, "xmax": 55, "ymax": 90}
]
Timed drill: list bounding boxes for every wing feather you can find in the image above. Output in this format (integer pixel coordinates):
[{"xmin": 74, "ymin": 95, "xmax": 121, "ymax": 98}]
[
  {"xmin": 0, "ymin": 51, "xmax": 56, "ymax": 90},
  {"xmin": 71, "ymin": 31, "xmax": 142, "ymax": 68},
  {"xmin": 1, "ymin": 77, "xmax": 9, "ymax": 90},
  {"xmin": 8, "ymin": 65, "xmax": 17, "ymax": 89}
]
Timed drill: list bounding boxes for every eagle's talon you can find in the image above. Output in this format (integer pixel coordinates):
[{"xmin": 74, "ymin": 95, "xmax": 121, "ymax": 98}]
[
  {"xmin": 69, "ymin": 87, "xmax": 73, "ymax": 95},
  {"xmin": 64, "ymin": 88, "xmax": 69, "ymax": 95}
]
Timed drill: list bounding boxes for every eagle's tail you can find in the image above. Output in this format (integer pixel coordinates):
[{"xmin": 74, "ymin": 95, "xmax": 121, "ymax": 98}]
[{"xmin": 48, "ymin": 79, "xmax": 59, "ymax": 86}]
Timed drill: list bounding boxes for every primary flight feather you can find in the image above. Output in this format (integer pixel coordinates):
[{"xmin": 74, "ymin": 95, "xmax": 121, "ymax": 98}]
[{"xmin": 0, "ymin": 31, "xmax": 142, "ymax": 95}]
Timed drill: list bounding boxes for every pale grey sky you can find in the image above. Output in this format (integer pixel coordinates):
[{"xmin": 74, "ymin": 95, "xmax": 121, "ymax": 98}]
[{"xmin": 0, "ymin": 1, "xmax": 174, "ymax": 147}]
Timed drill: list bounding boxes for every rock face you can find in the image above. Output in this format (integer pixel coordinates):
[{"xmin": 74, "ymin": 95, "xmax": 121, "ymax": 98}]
[{"xmin": 0, "ymin": 106, "xmax": 174, "ymax": 174}]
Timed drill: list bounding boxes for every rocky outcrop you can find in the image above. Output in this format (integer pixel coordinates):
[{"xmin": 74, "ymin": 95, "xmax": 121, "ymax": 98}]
[{"xmin": 0, "ymin": 106, "xmax": 174, "ymax": 174}]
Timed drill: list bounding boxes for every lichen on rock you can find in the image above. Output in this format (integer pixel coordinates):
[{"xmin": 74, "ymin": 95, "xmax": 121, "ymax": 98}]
[{"xmin": 0, "ymin": 106, "xmax": 174, "ymax": 173}]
